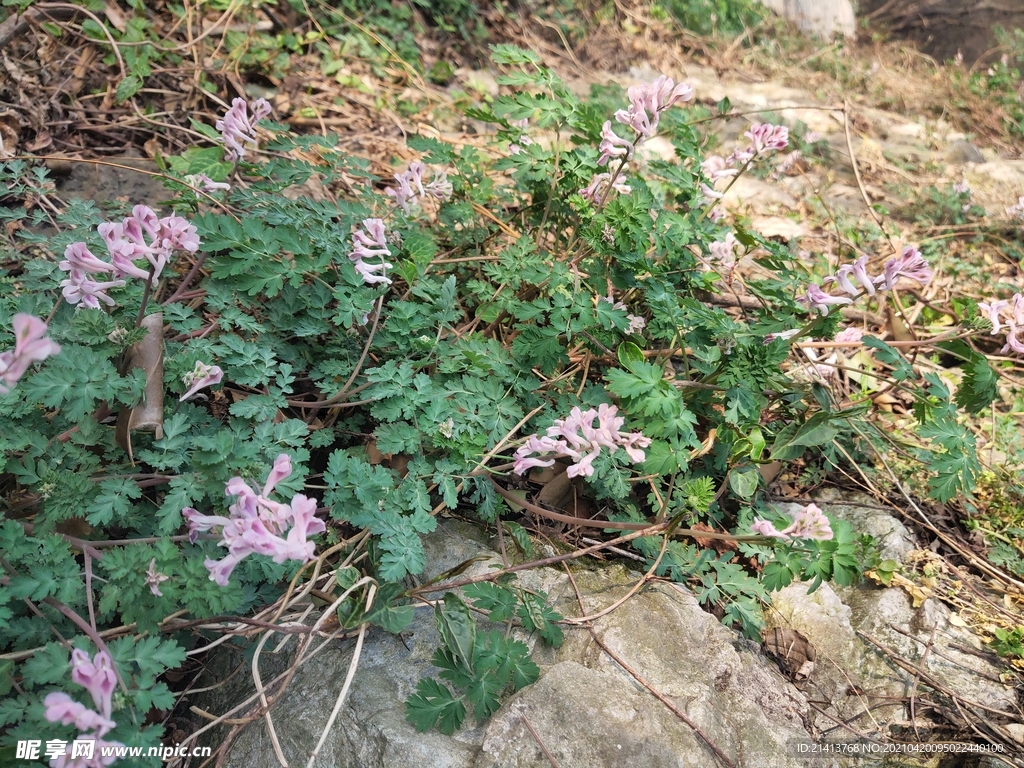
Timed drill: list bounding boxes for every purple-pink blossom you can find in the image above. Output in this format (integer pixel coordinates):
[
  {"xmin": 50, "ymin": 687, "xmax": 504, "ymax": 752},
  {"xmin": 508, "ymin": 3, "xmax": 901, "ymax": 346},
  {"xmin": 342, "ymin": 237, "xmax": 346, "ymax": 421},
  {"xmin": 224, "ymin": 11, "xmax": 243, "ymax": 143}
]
[
  {"xmin": 744, "ymin": 123, "xmax": 789, "ymax": 154},
  {"xmin": 597, "ymin": 120, "xmax": 635, "ymax": 166},
  {"xmin": 1006, "ymin": 196, "xmax": 1024, "ymax": 219},
  {"xmin": 707, "ymin": 233, "xmax": 739, "ymax": 272},
  {"xmin": 513, "ymin": 404, "xmax": 652, "ymax": 479},
  {"xmin": 216, "ymin": 97, "xmax": 272, "ymax": 161},
  {"xmin": 799, "ymin": 248, "xmax": 932, "ymax": 316},
  {"xmin": 876, "ymin": 246, "xmax": 933, "ymax": 291},
  {"xmin": 508, "ymin": 118, "xmax": 533, "ymax": 155},
  {"xmin": 61, "ymin": 206, "xmax": 199, "ymax": 307},
  {"xmin": 144, "ymin": 559, "xmax": 169, "ymax": 597},
  {"xmin": 186, "ymin": 173, "xmax": 231, "ymax": 192},
  {"xmin": 579, "ymin": 173, "xmax": 632, "ymax": 204},
  {"xmin": 0, "ymin": 314, "xmax": 61, "ymax": 394},
  {"xmin": 752, "ymin": 503, "xmax": 833, "ymax": 541},
  {"xmin": 182, "ymin": 454, "xmax": 327, "ymax": 586},
  {"xmin": 385, "ymin": 162, "xmax": 453, "ymax": 212},
  {"xmin": 979, "ymin": 293, "xmax": 1024, "ymax": 355},
  {"xmin": 179, "ymin": 361, "xmax": 223, "ymax": 402},
  {"xmin": 797, "ymin": 284, "xmax": 854, "ymax": 316},
  {"xmin": 349, "ymin": 218, "xmax": 394, "ymax": 286},
  {"xmin": 43, "ymin": 648, "xmax": 123, "ymax": 765},
  {"xmin": 614, "ymin": 76, "xmax": 692, "ymax": 139}
]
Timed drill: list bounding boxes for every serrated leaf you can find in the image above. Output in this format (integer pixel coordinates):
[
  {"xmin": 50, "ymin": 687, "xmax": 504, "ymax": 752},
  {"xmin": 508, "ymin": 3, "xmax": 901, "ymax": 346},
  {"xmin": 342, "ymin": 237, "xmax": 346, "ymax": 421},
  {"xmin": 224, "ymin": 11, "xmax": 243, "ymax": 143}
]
[
  {"xmin": 405, "ymin": 678, "xmax": 466, "ymax": 735},
  {"xmin": 463, "ymin": 582, "xmax": 518, "ymax": 622},
  {"xmin": 115, "ymin": 74, "xmax": 142, "ymax": 103}
]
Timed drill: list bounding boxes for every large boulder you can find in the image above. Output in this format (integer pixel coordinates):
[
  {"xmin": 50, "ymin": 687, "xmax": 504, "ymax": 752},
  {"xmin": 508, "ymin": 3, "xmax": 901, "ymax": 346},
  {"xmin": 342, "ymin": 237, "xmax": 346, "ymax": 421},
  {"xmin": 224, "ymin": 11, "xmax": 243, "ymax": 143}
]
[{"xmin": 760, "ymin": 0, "xmax": 856, "ymax": 40}]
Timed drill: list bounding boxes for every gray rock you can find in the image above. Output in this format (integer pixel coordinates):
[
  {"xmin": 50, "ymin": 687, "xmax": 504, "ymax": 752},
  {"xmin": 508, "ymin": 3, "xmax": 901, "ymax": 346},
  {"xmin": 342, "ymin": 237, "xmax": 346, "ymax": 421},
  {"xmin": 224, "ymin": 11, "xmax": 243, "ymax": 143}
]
[
  {"xmin": 947, "ymin": 140, "xmax": 986, "ymax": 164},
  {"xmin": 478, "ymin": 565, "xmax": 829, "ymax": 768},
  {"xmin": 811, "ymin": 489, "xmax": 917, "ymax": 564},
  {"xmin": 185, "ymin": 517, "xmax": 1016, "ymax": 768},
  {"xmin": 759, "ymin": 0, "xmax": 856, "ymax": 40}
]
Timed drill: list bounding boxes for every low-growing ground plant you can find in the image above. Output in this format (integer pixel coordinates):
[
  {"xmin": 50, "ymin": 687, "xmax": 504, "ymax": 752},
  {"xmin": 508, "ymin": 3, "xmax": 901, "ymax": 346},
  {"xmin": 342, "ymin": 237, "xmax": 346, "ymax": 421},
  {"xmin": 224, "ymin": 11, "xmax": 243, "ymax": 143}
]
[{"xmin": 1, "ymin": 39, "xmax": 1023, "ymax": 762}]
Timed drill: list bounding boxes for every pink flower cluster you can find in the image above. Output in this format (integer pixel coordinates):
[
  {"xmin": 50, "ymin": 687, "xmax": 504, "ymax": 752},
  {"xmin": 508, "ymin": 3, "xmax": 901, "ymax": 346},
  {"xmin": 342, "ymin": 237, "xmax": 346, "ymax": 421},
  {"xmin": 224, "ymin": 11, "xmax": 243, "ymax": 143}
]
[
  {"xmin": 613, "ymin": 76, "xmax": 693, "ymax": 140},
  {"xmin": 595, "ymin": 76, "xmax": 692, "ymax": 166},
  {"xmin": 700, "ymin": 123, "xmax": 789, "ymax": 205},
  {"xmin": 583, "ymin": 75, "xmax": 692, "ymax": 200},
  {"xmin": 705, "ymin": 232, "xmax": 739, "ymax": 273},
  {"xmin": 43, "ymin": 649, "xmax": 124, "ymax": 767},
  {"xmin": 513, "ymin": 404, "xmax": 652, "ymax": 479},
  {"xmin": 60, "ymin": 206, "xmax": 199, "ymax": 308},
  {"xmin": 798, "ymin": 247, "xmax": 933, "ymax": 316},
  {"xmin": 979, "ymin": 293, "xmax": 1024, "ymax": 354},
  {"xmin": 1007, "ymin": 196, "xmax": 1024, "ymax": 220},
  {"xmin": 507, "ymin": 118, "xmax": 533, "ymax": 155},
  {"xmin": 579, "ymin": 173, "xmax": 632, "ymax": 205},
  {"xmin": 179, "ymin": 361, "xmax": 224, "ymax": 402},
  {"xmin": 216, "ymin": 97, "xmax": 272, "ymax": 161},
  {"xmin": 349, "ymin": 218, "xmax": 394, "ymax": 286},
  {"xmin": 183, "ymin": 454, "xmax": 326, "ymax": 586},
  {"xmin": 752, "ymin": 503, "xmax": 833, "ymax": 541},
  {"xmin": 0, "ymin": 314, "xmax": 60, "ymax": 395},
  {"xmin": 385, "ymin": 161, "xmax": 453, "ymax": 213}
]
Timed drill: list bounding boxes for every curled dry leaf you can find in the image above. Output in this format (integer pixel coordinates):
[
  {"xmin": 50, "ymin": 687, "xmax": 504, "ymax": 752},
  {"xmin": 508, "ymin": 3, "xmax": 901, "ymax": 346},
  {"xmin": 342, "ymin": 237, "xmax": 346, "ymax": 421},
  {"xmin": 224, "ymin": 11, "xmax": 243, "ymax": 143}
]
[
  {"xmin": 761, "ymin": 626, "xmax": 816, "ymax": 682},
  {"xmin": 116, "ymin": 313, "xmax": 164, "ymax": 462}
]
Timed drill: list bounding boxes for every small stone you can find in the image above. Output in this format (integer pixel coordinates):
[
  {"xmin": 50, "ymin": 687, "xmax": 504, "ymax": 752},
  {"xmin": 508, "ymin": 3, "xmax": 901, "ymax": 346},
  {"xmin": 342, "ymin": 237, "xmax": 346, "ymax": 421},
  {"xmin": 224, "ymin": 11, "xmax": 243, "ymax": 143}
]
[{"xmin": 947, "ymin": 139, "xmax": 985, "ymax": 164}]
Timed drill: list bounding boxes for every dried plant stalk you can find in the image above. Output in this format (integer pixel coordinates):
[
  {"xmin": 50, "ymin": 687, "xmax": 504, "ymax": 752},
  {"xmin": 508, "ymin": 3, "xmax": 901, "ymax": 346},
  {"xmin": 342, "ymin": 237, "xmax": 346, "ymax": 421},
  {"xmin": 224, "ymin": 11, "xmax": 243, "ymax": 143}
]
[{"xmin": 116, "ymin": 313, "xmax": 164, "ymax": 459}]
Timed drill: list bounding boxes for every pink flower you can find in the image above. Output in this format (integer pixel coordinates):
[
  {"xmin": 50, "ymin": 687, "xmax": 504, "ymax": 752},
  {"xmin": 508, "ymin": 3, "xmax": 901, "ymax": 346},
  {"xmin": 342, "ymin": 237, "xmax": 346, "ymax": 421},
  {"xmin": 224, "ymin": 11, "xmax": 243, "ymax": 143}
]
[
  {"xmin": 49, "ymin": 734, "xmax": 124, "ymax": 768},
  {"xmin": 69, "ymin": 649, "xmax": 116, "ymax": 722},
  {"xmin": 83, "ymin": 206, "xmax": 199, "ymax": 291},
  {"xmin": 876, "ymin": 246, "xmax": 933, "ymax": 290},
  {"xmin": 614, "ymin": 76, "xmax": 692, "ymax": 139},
  {"xmin": 349, "ymin": 218, "xmax": 394, "ymax": 286},
  {"xmin": 979, "ymin": 293, "xmax": 1024, "ymax": 355},
  {"xmin": 833, "ymin": 327, "xmax": 864, "ymax": 345},
  {"xmin": 59, "ymin": 243, "xmax": 112, "ymax": 275},
  {"xmin": 184, "ymin": 454, "xmax": 326, "ymax": 586},
  {"xmin": 752, "ymin": 503, "xmax": 833, "ymax": 541},
  {"xmin": 60, "ymin": 273, "xmax": 126, "ymax": 310},
  {"xmin": 144, "ymin": 559, "xmax": 169, "ymax": 597},
  {"xmin": 579, "ymin": 173, "xmax": 631, "ymax": 204},
  {"xmin": 186, "ymin": 173, "xmax": 231, "ymax": 192},
  {"xmin": 180, "ymin": 361, "xmax": 223, "ymax": 402},
  {"xmin": 385, "ymin": 162, "xmax": 453, "ymax": 212},
  {"xmin": 979, "ymin": 298, "xmax": 1010, "ymax": 335},
  {"xmin": 707, "ymin": 233, "xmax": 739, "ymax": 271},
  {"xmin": 0, "ymin": 314, "xmax": 61, "ymax": 394},
  {"xmin": 43, "ymin": 692, "xmax": 116, "ymax": 736},
  {"xmin": 597, "ymin": 120, "xmax": 635, "ymax": 166},
  {"xmin": 216, "ymin": 97, "xmax": 272, "ymax": 161},
  {"xmin": 763, "ymin": 328, "xmax": 801, "ymax": 345},
  {"xmin": 702, "ymin": 155, "xmax": 738, "ymax": 183},
  {"xmin": 514, "ymin": 404, "xmax": 651, "ymax": 479},
  {"xmin": 744, "ymin": 123, "xmax": 789, "ymax": 154},
  {"xmin": 797, "ymin": 284, "xmax": 854, "ymax": 316},
  {"xmin": 44, "ymin": 647, "xmax": 121, "ymax": 762},
  {"xmin": 1006, "ymin": 196, "xmax": 1024, "ymax": 219}
]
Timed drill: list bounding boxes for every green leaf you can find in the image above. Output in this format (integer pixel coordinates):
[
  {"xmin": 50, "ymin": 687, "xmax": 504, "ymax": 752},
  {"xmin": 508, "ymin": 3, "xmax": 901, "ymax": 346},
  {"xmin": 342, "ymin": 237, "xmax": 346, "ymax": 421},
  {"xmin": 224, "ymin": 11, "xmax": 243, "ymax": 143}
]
[
  {"xmin": 365, "ymin": 583, "xmax": 413, "ymax": 633},
  {"xmin": 115, "ymin": 74, "xmax": 143, "ymax": 103},
  {"xmin": 728, "ymin": 465, "xmax": 760, "ymax": 500},
  {"xmin": 617, "ymin": 341, "xmax": 645, "ymax": 372},
  {"xmin": 952, "ymin": 348, "xmax": 998, "ymax": 414},
  {"xmin": 517, "ymin": 592, "xmax": 563, "ymax": 647},
  {"xmin": 405, "ymin": 678, "xmax": 466, "ymax": 734},
  {"xmin": 435, "ymin": 593, "xmax": 477, "ymax": 674},
  {"xmin": 464, "ymin": 582, "xmax": 518, "ymax": 622}
]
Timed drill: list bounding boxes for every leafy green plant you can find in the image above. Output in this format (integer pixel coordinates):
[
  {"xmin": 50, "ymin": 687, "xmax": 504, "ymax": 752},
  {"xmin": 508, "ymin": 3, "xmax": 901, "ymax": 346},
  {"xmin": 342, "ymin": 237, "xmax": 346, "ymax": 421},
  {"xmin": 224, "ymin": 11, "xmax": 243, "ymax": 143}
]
[{"xmin": 0, "ymin": 37, "xmax": 1015, "ymax": 752}]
